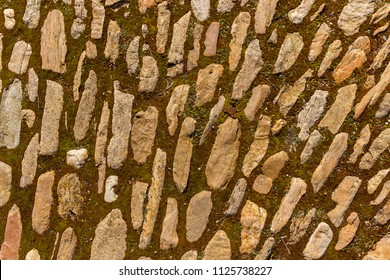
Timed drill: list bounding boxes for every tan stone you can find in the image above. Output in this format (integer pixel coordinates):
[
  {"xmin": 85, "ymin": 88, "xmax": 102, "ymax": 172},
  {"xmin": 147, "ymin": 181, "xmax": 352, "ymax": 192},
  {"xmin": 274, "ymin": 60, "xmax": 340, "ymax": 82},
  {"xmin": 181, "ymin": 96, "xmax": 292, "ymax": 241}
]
[
  {"xmin": 229, "ymin": 12, "xmax": 251, "ymax": 71},
  {"xmin": 300, "ymin": 130, "xmax": 323, "ymax": 164},
  {"xmin": 308, "ymin": 23, "xmax": 331, "ymax": 61},
  {"xmin": 363, "ymin": 234, "xmax": 390, "ymax": 259},
  {"xmin": 0, "ymin": 205, "xmax": 22, "ymax": 260},
  {"xmin": 244, "ymin": 85, "xmax": 270, "ymax": 121},
  {"xmin": 203, "ymin": 22, "xmax": 219, "ymax": 57},
  {"xmin": 262, "ymin": 151, "xmax": 289, "ymax": 180},
  {"xmin": 186, "ymin": 191, "xmax": 212, "ymax": 242},
  {"xmin": 318, "ymin": 40, "xmax": 342, "ymax": 77},
  {"xmin": 0, "ymin": 162, "xmax": 12, "ymax": 207},
  {"xmin": 338, "ymin": 0, "xmax": 375, "ymax": 36},
  {"xmin": 139, "ymin": 56, "xmax": 159, "ymax": 93},
  {"xmin": 138, "ymin": 0, "xmax": 155, "ymax": 14},
  {"xmin": 255, "ymin": 0, "xmax": 280, "ymax": 34},
  {"xmin": 273, "ymin": 33, "xmax": 303, "ymax": 74},
  {"xmin": 199, "ymin": 96, "xmax": 225, "ymax": 145},
  {"xmin": 166, "ymin": 85, "xmax": 190, "ymax": 136},
  {"xmin": 160, "ymin": 198, "xmax": 179, "ymax": 250},
  {"xmin": 203, "ymin": 230, "xmax": 231, "ymax": 260},
  {"xmin": 23, "ymin": 0, "xmax": 41, "ymax": 29},
  {"xmin": 57, "ymin": 173, "xmax": 84, "ymax": 221},
  {"xmin": 195, "ymin": 64, "xmax": 224, "ymax": 107},
  {"xmin": 191, "ymin": 0, "xmax": 210, "ymax": 21},
  {"xmin": 94, "ymin": 102, "xmax": 110, "ymax": 165},
  {"xmin": 303, "ymin": 222, "xmax": 333, "ymax": 259},
  {"xmin": 288, "ymin": 0, "xmax": 316, "ymax": 24},
  {"xmin": 26, "ymin": 68, "xmax": 38, "ymax": 102},
  {"xmin": 255, "ymin": 237, "xmax": 275, "ymax": 260},
  {"xmin": 57, "ymin": 227, "xmax": 77, "ymax": 260},
  {"xmin": 25, "ymin": 248, "xmax": 40, "ymax": 260},
  {"xmin": 187, "ymin": 23, "xmax": 204, "ymax": 71},
  {"xmin": 131, "ymin": 181, "xmax": 148, "ymax": 230},
  {"xmin": 224, "ymin": 178, "xmax": 247, "ymax": 216},
  {"xmin": 8, "ymin": 41, "xmax": 32, "ymax": 74},
  {"xmin": 288, "ymin": 208, "xmax": 316, "ymax": 245},
  {"xmin": 367, "ymin": 169, "xmax": 390, "ymax": 194},
  {"xmin": 104, "ymin": 20, "xmax": 121, "ymax": 64},
  {"xmin": 359, "ymin": 128, "xmax": 390, "ymax": 170},
  {"xmin": 181, "ymin": 250, "xmax": 197, "ymax": 260},
  {"xmin": 20, "ymin": 133, "xmax": 39, "ymax": 188},
  {"xmin": 371, "ymin": 181, "xmax": 390, "ymax": 206},
  {"xmin": 373, "ymin": 198, "xmax": 390, "ymax": 225},
  {"xmin": 335, "ymin": 212, "xmax": 359, "ymax": 251},
  {"xmin": 253, "ymin": 174, "xmax": 273, "ymax": 195},
  {"xmin": 91, "ymin": 0, "xmax": 105, "ymax": 39},
  {"xmin": 168, "ymin": 12, "xmax": 191, "ymax": 65},
  {"xmin": 156, "ymin": 2, "xmax": 170, "ymax": 54}
]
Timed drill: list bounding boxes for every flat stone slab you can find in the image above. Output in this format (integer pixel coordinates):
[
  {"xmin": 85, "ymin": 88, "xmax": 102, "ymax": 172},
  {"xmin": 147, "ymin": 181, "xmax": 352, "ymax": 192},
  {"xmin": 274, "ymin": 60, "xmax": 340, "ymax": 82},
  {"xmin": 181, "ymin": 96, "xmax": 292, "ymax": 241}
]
[
  {"xmin": 186, "ymin": 191, "xmax": 212, "ymax": 242},
  {"xmin": 303, "ymin": 222, "xmax": 333, "ymax": 260}
]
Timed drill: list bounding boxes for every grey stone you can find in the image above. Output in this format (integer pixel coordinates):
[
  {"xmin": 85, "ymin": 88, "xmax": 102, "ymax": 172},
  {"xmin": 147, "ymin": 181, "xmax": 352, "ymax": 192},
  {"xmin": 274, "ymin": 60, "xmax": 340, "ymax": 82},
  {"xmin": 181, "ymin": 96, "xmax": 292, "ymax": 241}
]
[
  {"xmin": 20, "ymin": 133, "xmax": 39, "ymax": 188},
  {"xmin": 8, "ymin": 41, "xmax": 32, "ymax": 74},
  {"xmin": 273, "ymin": 33, "xmax": 303, "ymax": 74},
  {"xmin": 224, "ymin": 178, "xmax": 247, "ymax": 216},
  {"xmin": 303, "ymin": 222, "xmax": 333, "ymax": 259}
]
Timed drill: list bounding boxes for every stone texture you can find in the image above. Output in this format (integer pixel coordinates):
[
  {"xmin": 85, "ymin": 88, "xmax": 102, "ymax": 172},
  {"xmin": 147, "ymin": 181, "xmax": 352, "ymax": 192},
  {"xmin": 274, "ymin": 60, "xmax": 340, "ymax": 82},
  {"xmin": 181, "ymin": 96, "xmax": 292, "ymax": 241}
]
[
  {"xmin": 255, "ymin": 237, "xmax": 275, "ymax": 260},
  {"xmin": 191, "ymin": 0, "xmax": 209, "ymax": 21},
  {"xmin": 91, "ymin": 0, "xmax": 105, "ymax": 39},
  {"xmin": 23, "ymin": 0, "xmax": 41, "ymax": 29},
  {"xmin": 338, "ymin": 0, "xmax": 376, "ymax": 36},
  {"xmin": 104, "ymin": 176, "xmax": 118, "ymax": 203},
  {"xmin": 26, "ymin": 68, "xmax": 38, "ymax": 102},
  {"xmin": 255, "ymin": 0, "xmax": 280, "ymax": 34},
  {"xmin": 373, "ymin": 198, "xmax": 390, "ymax": 225},
  {"xmin": 104, "ymin": 20, "xmax": 121, "ymax": 64},
  {"xmin": 25, "ymin": 249, "xmax": 40, "ymax": 260},
  {"xmin": 261, "ymin": 151, "xmax": 289, "ymax": 180},
  {"xmin": 20, "ymin": 133, "xmax": 39, "ymax": 188},
  {"xmin": 311, "ymin": 133, "xmax": 348, "ymax": 192},
  {"xmin": 288, "ymin": 208, "xmax": 316, "ymax": 245},
  {"xmin": 217, "ymin": 0, "xmax": 235, "ymax": 13},
  {"xmin": 186, "ymin": 191, "xmax": 212, "ymax": 242},
  {"xmin": 0, "ymin": 162, "xmax": 12, "ymax": 207},
  {"xmin": 57, "ymin": 227, "xmax": 77, "ymax": 260},
  {"xmin": 91, "ymin": 209, "xmax": 127, "ymax": 260},
  {"xmin": 187, "ymin": 23, "xmax": 204, "ymax": 71},
  {"xmin": 363, "ymin": 234, "xmax": 390, "ymax": 259},
  {"xmin": 156, "ymin": 2, "xmax": 170, "ymax": 54},
  {"xmin": 367, "ymin": 169, "xmax": 390, "ymax": 194},
  {"xmin": 8, "ymin": 41, "xmax": 31, "ymax": 74},
  {"xmin": 160, "ymin": 198, "xmax": 179, "ymax": 250},
  {"xmin": 206, "ymin": 117, "xmax": 241, "ymax": 190},
  {"xmin": 94, "ymin": 102, "xmax": 110, "ymax": 166},
  {"xmin": 224, "ymin": 178, "xmax": 247, "ymax": 216},
  {"xmin": 203, "ymin": 230, "xmax": 231, "ymax": 260},
  {"xmin": 335, "ymin": 212, "xmax": 359, "ymax": 250},
  {"xmin": 300, "ymin": 130, "xmax": 323, "ymax": 164},
  {"xmin": 72, "ymin": 51, "xmax": 86, "ymax": 102},
  {"xmin": 22, "ymin": 110, "xmax": 35, "ymax": 129},
  {"xmin": 32, "ymin": 172, "xmax": 54, "ymax": 235},
  {"xmin": 308, "ymin": 23, "xmax": 331, "ymax": 61},
  {"xmin": 370, "ymin": 36, "xmax": 390, "ymax": 70},
  {"xmin": 268, "ymin": 29, "xmax": 278, "ymax": 44},
  {"xmin": 348, "ymin": 124, "xmax": 370, "ymax": 163},
  {"xmin": 273, "ymin": 33, "xmax": 304, "ymax": 74},
  {"xmin": 373, "ymin": 23, "xmax": 389, "ymax": 36},
  {"xmin": 288, "ymin": 0, "xmax": 316, "ymax": 24},
  {"xmin": 3, "ymin": 9, "xmax": 15, "ymax": 30},
  {"xmin": 181, "ymin": 250, "xmax": 197, "ymax": 260},
  {"xmin": 168, "ymin": 12, "xmax": 191, "ymax": 65},
  {"xmin": 131, "ymin": 181, "xmax": 148, "ymax": 230},
  {"xmin": 57, "ymin": 173, "xmax": 84, "ymax": 221},
  {"xmin": 139, "ymin": 56, "xmax": 159, "ymax": 93},
  {"xmin": 203, "ymin": 22, "xmax": 219, "ymax": 57},
  {"xmin": 71, "ymin": 0, "xmax": 87, "ymax": 39},
  {"xmin": 253, "ymin": 174, "xmax": 273, "ymax": 195},
  {"xmin": 195, "ymin": 64, "xmax": 224, "ymax": 106},
  {"xmin": 199, "ymin": 96, "xmax": 225, "ymax": 145},
  {"xmin": 138, "ymin": 0, "xmax": 155, "ymax": 14},
  {"xmin": 370, "ymin": 3, "xmax": 390, "ymax": 24},
  {"xmin": 310, "ymin": 3, "xmax": 325, "ymax": 21},
  {"xmin": 375, "ymin": 92, "xmax": 390, "ymax": 118},
  {"xmin": 85, "ymin": 41, "xmax": 97, "ymax": 59},
  {"xmin": 318, "ymin": 40, "xmax": 342, "ymax": 77},
  {"xmin": 0, "ymin": 205, "xmax": 22, "ymax": 260},
  {"xmin": 244, "ymin": 85, "xmax": 270, "ymax": 121},
  {"xmin": 303, "ymin": 222, "xmax": 333, "ymax": 259},
  {"xmin": 359, "ymin": 128, "xmax": 390, "ymax": 170},
  {"xmin": 370, "ymin": 180, "xmax": 390, "ymax": 205},
  {"xmin": 166, "ymin": 85, "xmax": 189, "ymax": 136},
  {"xmin": 229, "ymin": 12, "xmax": 251, "ymax": 71},
  {"xmin": 125, "ymin": 37, "xmax": 139, "ymax": 75}
]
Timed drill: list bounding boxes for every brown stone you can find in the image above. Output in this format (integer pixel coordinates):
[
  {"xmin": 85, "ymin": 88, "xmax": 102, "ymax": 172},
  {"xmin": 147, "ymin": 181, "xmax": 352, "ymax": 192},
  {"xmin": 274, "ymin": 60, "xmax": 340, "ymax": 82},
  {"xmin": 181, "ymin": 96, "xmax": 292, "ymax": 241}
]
[
  {"xmin": 0, "ymin": 205, "xmax": 22, "ymax": 260},
  {"xmin": 186, "ymin": 191, "xmax": 212, "ymax": 242},
  {"xmin": 160, "ymin": 198, "xmax": 179, "ymax": 250},
  {"xmin": 195, "ymin": 64, "xmax": 224, "ymax": 107},
  {"xmin": 203, "ymin": 22, "xmax": 219, "ymax": 57},
  {"xmin": 261, "ymin": 151, "xmax": 289, "ymax": 180},
  {"xmin": 335, "ymin": 212, "xmax": 359, "ymax": 251},
  {"xmin": 203, "ymin": 230, "xmax": 231, "ymax": 260},
  {"xmin": 57, "ymin": 227, "xmax": 77, "ymax": 260}
]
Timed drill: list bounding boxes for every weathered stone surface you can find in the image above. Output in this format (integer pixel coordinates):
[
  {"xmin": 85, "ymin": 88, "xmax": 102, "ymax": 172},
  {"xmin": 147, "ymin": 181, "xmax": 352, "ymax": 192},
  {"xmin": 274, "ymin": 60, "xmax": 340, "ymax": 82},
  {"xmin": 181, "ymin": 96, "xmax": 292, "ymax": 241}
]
[
  {"xmin": 57, "ymin": 227, "xmax": 77, "ymax": 260},
  {"xmin": 22, "ymin": 110, "xmax": 35, "ymax": 129},
  {"xmin": 173, "ymin": 117, "xmax": 195, "ymax": 192},
  {"xmin": 23, "ymin": 0, "xmax": 41, "ymax": 29},
  {"xmin": 8, "ymin": 41, "xmax": 31, "ymax": 74},
  {"xmin": 26, "ymin": 68, "xmax": 38, "ymax": 102},
  {"xmin": 131, "ymin": 106, "xmax": 158, "ymax": 164},
  {"xmin": 240, "ymin": 200, "xmax": 267, "ymax": 254},
  {"xmin": 40, "ymin": 80, "xmax": 64, "ymax": 155},
  {"xmin": 139, "ymin": 149, "xmax": 167, "ymax": 249},
  {"xmin": 4, "ymin": 9, "xmax": 15, "ymax": 30},
  {"xmin": 327, "ymin": 176, "xmax": 361, "ymax": 227},
  {"xmin": 273, "ymin": 33, "xmax": 303, "ymax": 74},
  {"xmin": 72, "ymin": 51, "xmax": 86, "ymax": 102},
  {"xmin": 224, "ymin": 178, "xmax": 247, "ymax": 216},
  {"xmin": 268, "ymin": 29, "xmax": 278, "ymax": 44},
  {"xmin": 217, "ymin": 0, "xmax": 235, "ymax": 13},
  {"xmin": 41, "ymin": 10, "xmax": 67, "ymax": 73},
  {"xmin": 20, "ymin": 133, "xmax": 39, "ymax": 188},
  {"xmin": 359, "ymin": 128, "xmax": 390, "ymax": 170},
  {"xmin": 191, "ymin": 0, "xmax": 209, "ymax": 21},
  {"xmin": 131, "ymin": 181, "xmax": 148, "ymax": 230},
  {"xmin": 311, "ymin": 133, "xmax": 348, "ymax": 192},
  {"xmin": 308, "ymin": 23, "xmax": 331, "ymax": 61},
  {"xmin": 85, "ymin": 41, "xmax": 97, "ymax": 59},
  {"xmin": 318, "ymin": 40, "xmax": 342, "ymax": 77},
  {"xmin": 166, "ymin": 63, "xmax": 184, "ymax": 77},
  {"xmin": 160, "ymin": 198, "xmax": 179, "ymax": 250},
  {"xmin": 335, "ymin": 212, "xmax": 359, "ymax": 251},
  {"xmin": 373, "ymin": 22, "xmax": 389, "ymax": 36},
  {"xmin": 370, "ymin": 3, "xmax": 390, "ymax": 24},
  {"xmin": 288, "ymin": 208, "xmax": 316, "ymax": 245},
  {"xmin": 203, "ymin": 22, "xmax": 219, "ymax": 57},
  {"xmin": 367, "ymin": 169, "xmax": 390, "ymax": 194},
  {"xmin": 253, "ymin": 174, "xmax": 273, "ymax": 195},
  {"xmin": 262, "ymin": 151, "xmax": 289, "ymax": 180},
  {"xmin": 187, "ymin": 23, "xmax": 203, "ymax": 71},
  {"xmin": 242, "ymin": 115, "xmax": 271, "ymax": 177},
  {"xmin": 0, "ymin": 79, "xmax": 23, "ymax": 150},
  {"xmin": 303, "ymin": 222, "xmax": 333, "ymax": 259},
  {"xmin": 363, "ymin": 234, "xmax": 390, "ymax": 259},
  {"xmin": 232, "ymin": 39, "xmax": 263, "ymax": 100},
  {"xmin": 370, "ymin": 36, "xmax": 390, "ymax": 70},
  {"xmin": 300, "ymin": 130, "xmax": 323, "ymax": 164},
  {"xmin": 255, "ymin": 0, "xmax": 279, "ymax": 34},
  {"xmin": 277, "ymin": 69, "xmax": 313, "ymax": 115},
  {"xmin": 91, "ymin": 0, "xmax": 105, "ymax": 39},
  {"xmin": 364, "ymin": 75, "xmax": 376, "ymax": 89},
  {"xmin": 107, "ymin": 84, "xmax": 134, "ymax": 169},
  {"xmin": 373, "ymin": 198, "xmax": 390, "ymax": 225},
  {"xmin": 166, "ymin": 85, "xmax": 189, "ymax": 136},
  {"xmin": 255, "ymin": 237, "xmax": 275, "ymax": 260},
  {"xmin": 244, "ymin": 85, "xmax": 270, "ymax": 121},
  {"xmin": 371, "ymin": 180, "xmax": 390, "ymax": 205},
  {"xmin": 139, "ymin": 56, "xmax": 159, "ymax": 92},
  {"xmin": 168, "ymin": 12, "xmax": 191, "ymax": 65},
  {"xmin": 125, "ymin": 37, "xmax": 139, "ymax": 75},
  {"xmin": 186, "ymin": 191, "xmax": 212, "ymax": 242},
  {"xmin": 156, "ymin": 2, "xmax": 170, "ymax": 54},
  {"xmin": 348, "ymin": 124, "xmax": 370, "ymax": 163},
  {"xmin": 104, "ymin": 175, "xmax": 118, "ymax": 203},
  {"xmin": 25, "ymin": 248, "xmax": 40, "ymax": 260},
  {"xmin": 0, "ymin": 205, "xmax": 22, "ymax": 260},
  {"xmin": 333, "ymin": 36, "xmax": 370, "ymax": 84},
  {"xmin": 195, "ymin": 64, "xmax": 223, "ymax": 107},
  {"xmin": 270, "ymin": 178, "xmax": 307, "ymax": 233},
  {"xmin": 66, "ymin": 149, "xmax": 88, "ymax": 169},
  {"xmin": 74, "ymin": 70, "xmax": 97, "ymax": 141},
  {"xmin": 206, "ymin": 117, "xmax": 241, "ymax": 190},
  {"xmin": 94, "ymin": 102, "xmax": 110, "ymax": 166},
  {"xmin": 71, "ymin": 0, "xmax": 87, "ymax": 39},
  {"xmin": 203, "ymin": 230, "xmax": 231, "ymax": 260},
  {"xmin": 288, "ymin": 0, "xmax": 316, "ymax": 24},
  {"xmin": 138, "ymin": 0, "xmax": 155, "ymax": 14},
  {"xmin": 57, "ymin": 173, "xmax": 84, "ymax": 220},
  {"xmin": 297, "ymin": 90, "xmax": 328, "ymax": 141},
  {"xmin": 104, "ymin": 20, "xmax": 121, "ymax": 64},
  {"xmin": 375, "ymin": 92, "xmax": 390, "ymax": 118},
  {"xmin": 229, "ymin": 12, "xmax": 251, "ymax": 71},
  {"xmin": 318, "ymin": 84, "xmax": 356, "ymax": 134},
  {"xmin": 310, "ymin": 3, "xmax": 325, "ymax": 21},
  {"xmin": 0, "ymin": 162, "xmax": 12, "ymax": 207},
  {"xmin": 199, "ymin": 96, "xmax": 225, "ymax": 145},
  {"xmin": 181, "ymin": 250, "xmax": 197, "ymax": 260},
  {"xmin": 338, "ymin": 0, "xmax": 375, "ymax": 36},
  {"xmin": 91, "ymin": 209, "xmax": 127, "ymax": 260}
]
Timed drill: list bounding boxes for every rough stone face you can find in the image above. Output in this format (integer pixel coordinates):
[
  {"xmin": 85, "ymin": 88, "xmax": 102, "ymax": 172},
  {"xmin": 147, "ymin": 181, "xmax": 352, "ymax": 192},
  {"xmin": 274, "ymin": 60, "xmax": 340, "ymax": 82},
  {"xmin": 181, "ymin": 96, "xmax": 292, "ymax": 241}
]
[
  {"xmin": 297, "ymin": 90, "xmax": 328, "ymax": 141},
  {"xmin": 26, "ymin": 68, "xmax": 38, "ymax": 102},
  {"xmin": 191, "ymin": 0, "xmax": 209, "ymax": 21},
  {"xmin": 4, "ymin": 9, "xmax": 15, "ymax": 30},
  {"xmin": 131, "ymin": 181, "xmax": 148, "ymax": 230},
  {"xmin": 232, "ymin": 39, "xmax": 263, "ymax": 100},
  {"xmin": 22, "ymin": 109, "xmax": 34, "ymax": 129},
  {"xmin": 74, "ymin": 70, "xmax": 97, "ymax": 141},
  {"xmin": 311, "ymin": 133, "xmax": 348, "ymax": 193},
  {"xmin": 373, "ymin": 23, "xmax": 389, "ymax": 36},
  {"xmin": 255, "ymin": 237, "xmax": 275, "ymax": 260},
  {"xmin": 156, "ymin": 2, "xmax": 170, "ymax": 54},
  {"xmin": 195, "ymin": 64, "xmax": 224, "ymax": 107},
  {"xmin": 310, "ymin": 3, "xmax": 325, "ymax": 21},
  {"xmin": 338, "ymin": 0, "xmax": 376, "ymax": 36},
  {"xmin": 94, "ymin": 102, "xmax": 110, "ymax": 166},
  {"xmin": 224, "ymin": 178, "xmax": 247, "ymax": 216},
  {"xmin": 25, "ymin": 248, "xmax": 40, "ymax": 260},
  {"xmin": 206, "ymin": 117, "xmax": 241, "ymax": 190},
  {"xmin": 348, "ymin": 124, "xmax": 370, "ymax": 163},
  {"xmin": 0, "ymin": 162, "xmax": 12, "ymax": 207},
  {"xmin": 91, "ymin": 209, "xmax": 127, "ymax": 260},
  {"xmin": 139, "ymin": 56, "xmax": 159, "ymax": 93},
  {"xmin": 303, "ymin": 222, "xmax": 333, "ymax": 260},
  {"xmin": 107, "ymin": 85, "xmax": 134, "ymax": 169},
  {"xmin": 186, "ymin": 191, "xmax": 212, "ymax": 242},
  {"xmin": 199, "ymin": 96, "xmax": 225, "ymax": 145},
  {"xmin": 371, "ymin": 181, "xmax": 390, "ymax": 205},
  {"xmin": 57, "ymin": 173, "xmax": 84, "ymax": 221},
  {"xmin": 104, "ymin": 176, "xmax": 118, "ymax": 203},
  {"xmin": 181, "ymin": 250, "xmax": 197, "ymax": 260},
  {"xmin": 71, "ymin": 0, "xmax": 87, "ymax": 39},
  {"xmin": 375, "ymin": 92, "xmax": 390, "ymax": 118},
  {"xmin": 23, "ymin": 0, "xmax": 41, "ymax": 29},
  {"xmin": 160, "ymin": 198, "xmax": 179, "ymax": 250},
  {"xmin": 308, "ymin": 23, "xmax": 331, "ymax": 61},
  {"xmin": 203, "ymin": 230, "xmax": 231, "ymax": 260},
  {"xmin": 367, "ymin": 169, "xmax": 390, "ymax": 194},
  {"xmin": 229, "ymin": 12, "xmax": 251, "ymax": 71},
  {"xmin": 131, "ymin": 106, "xmax": 158, "ymax": 164},
  {"xmin": 57, "ymin": 227, "xmax": 77, "ymax": 260},
  {"xmin": 335, "ymin": 212, "xmax": 359, "ymax": 251},
  {"xmin": 268, "ymin": 29, "xmax": 278, "ymax": 44},
  {"xmin": 0, "ymin": 205, "xmax": 22, "ymax": 260},
  {"xmin": 8, "ymin": 41, "xmax": 32, "ymax": 74},
  {"xmin": 370, "ymin": 3, "xmax": 390, "ymax": 24},
  {"xmin": 104, "ymin": 20, "xmax": 121, "ymax": 64},
  {"xmin": 139, "ymin": 149, "xmax": 167, "ymax": 249},
  {"xmin": 168, "ymin": 12, "xmax": 191, "ymax": 65},
  {"xmin": 85, "ymin": 41, "xmax": 97, "ymax": 59},
  {"xmin": 0, "ymin": 79, "xmax": 23, "ymax": 150},
  {"xmin": 300, "ymin": 130, "xmax": 323, "ymax": 164},
  {"xmin": 40, "ymin": 80, "xmax": 64, "ymax": 155},
  {"xmin": 166, "ymin": 85, "xmax": 190, "ymax": 136},
  {"xmin": 270, "ymin": 178, "xmax": 307, "ymax": 233},
  {"xmin": 91, "ymin": 0, "xmax": 105, "ymax": 39},
  {"xmin": 125, "ymin": 37, "xmax": 139, "ymax": 75},
  {"xmin": 370, "ymin": 36, "xmax": 390, "ymax": 70},
  {"xmin": 239, "ymin": 200, "xmax": 267, "ymax": 254},
  {"xmin": 288, "ymin": 0, "xmax": 316, "ymax": 24},
  {"xmin": 41, "ymin": 10, "xmax": 67, "ymax": 73},
  {"xmin": 288, "ymin": 208, "xmax": 316, "ymax": 245},
  {"xmin": 72, "ymin": 51, "xmax": 86, "ymax": 102},
  {"xmin": 327, "ymin": 176, "xmax": 361, "ymax": 227},
  {"xmin": 203, "ymin": 22, "xmax": 219, "ymax": 57},
  {"xmin": 255, "ymin": 0, "xmax": 280, "ymax": 34},
  {"xmin": 277, "ymin": 69, "xmax": 313, "ymax": 115},
  {"xmin": 20, "ymin": 133, "xmax": 39, "ymax": 188},
  {"xmin": 359, "ymin": 128, "xmax": 390, "ymax": 170},
  {"xmin": 217, "ymin": 0, "xmax": 235, "ymax": 13},
  {"xmin": 318, "ymin": 84, "xmax": 356, "ymax": 134},
  {"xmin": 173, "ymin": 117, "xmax": 195, "ymax": 192},
  {"xmin": 253, "ymin": 174, "xmax": 273, "ymax": 195},
  {"xmin": 318, "ymin": 40, "xmax": 342, "ymax": 77},
  {"xmin": 273, "ymin": 33, "xmax": 304, "ymax": 74},
  {"xmin": 261, "ymin": 151, "xmax": 289, "ymax": 180},
  {"xmin": 242, "ymin": 115, "xmax": 271, "ymax": 177},
  {"xmin": 363, "ymin": 234, "xmax": 390, "ymax": 260},
  {"xmin": 373, "ymin": 198, "xmax": 390, "ymax": 225},
  {"xmin": 244, "ymin": 85, "xmax": 270, "ymax": 121},
  {"xmin": 187, "ymin": 23, "xmax": 204, "ymax": 71},
  {"xmin": 138, "ymin": 0, "xmax": 155, "ymax": 14}
]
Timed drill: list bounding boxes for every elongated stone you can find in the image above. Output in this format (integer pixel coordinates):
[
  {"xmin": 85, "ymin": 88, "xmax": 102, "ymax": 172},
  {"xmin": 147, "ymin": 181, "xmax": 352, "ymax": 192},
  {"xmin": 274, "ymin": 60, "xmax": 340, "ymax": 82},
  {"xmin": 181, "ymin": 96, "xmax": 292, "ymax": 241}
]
[
  {"xmin": 91, "ymin": 0, "xmax": 105, "ymax": 39},
  {"xmin": 186, "ymin": 191, "xmax": 212, "ymax": 242},
  {"xmin": 195, "ymin": 64, "xmax": 224, "ymax": 107},
  {"xmin": 217, "ymin": 0, "xmax": 235, "ymax": 13},
  {"xmin": 23, "ymin": 0, "xmax": 41, "ymax": 29},
  {"xmin": 95, "ymin": 102, "xmax": 110, "ymax": 165},
  {"xmin": 359, "ymin": 128, "xmax": 390, "ymax": 170},
  {"xmin": 370, "ymin": 36, "xmax": 390, "ymax": 70},
  {"xmin": 203, "ymin": 22, "xmax": 219, "ymax": 57},
  {"xmin": 303, "ymin": 222, "xmax": 333, "ymax": 259},
  {"xmin": 20, "ymin": 133, "xmax": 39, "ymax": 188},
  {"xmin": 262, "ymin": 151, "xmax": 289, "ymax": 180},
  {"xmin": 156, "ymin": 2, "xmax": 170, "ymax": 54},
  {"xmin": 318, "ymin": 40, "xmax": 342, "ymax": 77},
  {"xmin": 131, "ymin": 181, "xmax": 148, "ymax": 230},
  {"xmin": 335, "ymin": 212, "xmax": 359, "ymax": 251},
  {"xmin": 57, "ymin": 227, "xmax": 77, "ymax": 260},
  {"xmin": 191, "ymin": 0, "xmax": 209, "ymax": 21},
  {"xmin": 273, "ymin": 33, "xmax": 303, "ymax": 74},
  {"xmin": 308, "ymin": 23, "xmax": 331, "ymax": 61},
  {"xmin": 104, "ymin": 20, "xmax": 121, "ymax": 64},
  {"xmin": 26, "ymin": 68, "xmax": 38, "ymax": 102},
  {"xmin": 373, "ymin": 198, "xmax": 390, "ymax": 225},
  {"xmin": 138, "ymin": 0, "xmax": 155, "ymax": 13},
  {"xmin": 255, "ymin": 0, "xmax": 280, "ymax": 34},
  {"xmin": 160, "ymin": 198, "xmax": 179, "ymax": 250},
  {"xmin": 300, "ymin": 130, "xmax": 323, "ymax": 164},
  {"xmin": 224, "ymin": 178, "xmax": 247, "ymax": 216},
  {"xmin": 187, "ymin": 23, "xmax": 203, "ymax": 71},
  {"xmin": 288, "ymin": 0, "xmax": 316, "ymax": 24},
  {"xmin": 370, "ymin": 3, "xmax": 390, "ymax": 24},
  {"xmin": 57, "ymin": 174, "xmax": 84, "ymax": 221},
  {"xmin": 338, "ymin": 0, "xmax": 375, "ymax": 36},
  {"xmin": 168, "ymin": 12, "xmax": 191, "ymax": 65},
  {"xmin": 229, "ymin": 12, "xmax": 251, "ymax": 71},
  {"xmin": 0, "ymin": 205, "xmax": 22, "ymax": 260},
  {"xmin": 166, "ymin": 85, "xmax": 189, "ymax": 136},
  {"xmin": 8, "ymin": 41, "xmax": 32, "ymax": 74},
  {"xmin": 0, "ymin": 162, "xmax": 12, "ymax": 207},
  {"xmin": 348, "ymin": 124, "xmax": 370, "ymax": 163},
  {"xmin": 203, "ymin": 230, "xmax": 231, "ymax": 260},
  {"xmin": 199, "ymin": 96, "xmax": 225, "ymax": 145},
  {"xmin": 126, "ymin": 37, "xmax": 139, "ymax": 75},
  {"xmin": 376, "ymin": 92, "xmax": 390, "ymax": 118},
  {"xmin": 104, "ymin": 176, "xmax": 118, "ymax": 203},
  {"xmin": 255, "ymin": 237, "xmax": 275, "ymax": 260},
  {"xmin": 363, "ymin": 234, "xmax": 390, "ymax": 259},
  {"xmin": 371, "ymin": 181, "xmax": 390, "ymax": 206},
  {"xmin": 139, "ymin": 56, "xmax": 159, "ymax": 93},
  {"xmin": 244, "ymin": 85, "xmax": 270, "ymax": 121},
  {"xmin": 367, "ymin": 169, "xmax": 390, "ymax": 194},
  {"xmin": 288, "ymin": 208, "xmax": 316, "ymax": 245},
  {"xmin": 72, "ymin": 51, "xmax": 86, "ymax": 102}
]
